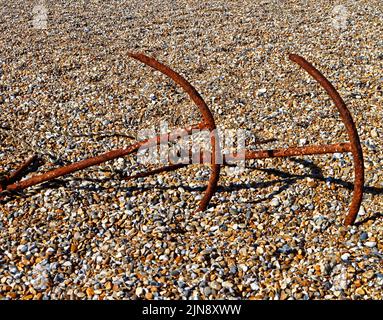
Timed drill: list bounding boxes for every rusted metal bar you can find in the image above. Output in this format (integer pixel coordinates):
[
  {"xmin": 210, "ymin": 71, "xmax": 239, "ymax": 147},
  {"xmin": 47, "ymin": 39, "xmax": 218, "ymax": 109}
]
[
  {"xmin": 122, "ymin": 143, "xmax": 352, "ymax": 181},
  {"xmin": 0, "ymin": 155, "xmax": 38, "ymax": 191},
  {"xmin": 226, "ymin": 142, "xmax": 352, "ymax": 162},
  {"xmin": 289, "ymin": 54, "xmax": 364, "ymax": 226},
  {"xmin": 128, "ymin": 52, "xmax": 221, "ymax": 212},
  {"xmin": 3, "ymin": 124, "xmax": 201, "ymax": 193}
]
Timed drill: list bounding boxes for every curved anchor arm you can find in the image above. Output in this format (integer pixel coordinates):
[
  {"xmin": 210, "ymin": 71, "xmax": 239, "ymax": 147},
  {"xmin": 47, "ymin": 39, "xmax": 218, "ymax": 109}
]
[
  {"xmin": 289, "ymin": 54, "xmax": 364, "ymax": 226},
  {"xmin": 128, "ymin": 52, "xmax": 221, "ymax": 211}
]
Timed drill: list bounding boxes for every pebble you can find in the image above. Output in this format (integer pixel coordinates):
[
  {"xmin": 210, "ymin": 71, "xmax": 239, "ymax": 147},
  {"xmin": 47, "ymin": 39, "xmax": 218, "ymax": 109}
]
[
  {"xmin": 363, "ymin": 270, "xmax": 375, "ymax": 280},
  {"xmin": 365, "ymin": 242, "xmax": 377, "ymax": 248},
  {"xmin": 278, "ymin": 244, "xmax": 293, "ymax": 254},
  {"xmin": 257, "ymin": 88, "xmax": 267, "ymax": 96},
  {"xmin": 73, "ymin": 232, "xmax": 81, "ymax": 240},
  {"xmin": 203, "ymin": 287, "xmax": 212, "ymax": 296},
  {"xmin": 360, "ymin": 232, "xmax": 368, "ymax": 241},
  {"xmin": 17, "ymin": 245, "xmax": 28, "ymax": 254},
  {"xmin": 341, "ymin": 253, "xmax": 350, "ymax": 261},
  {"xmin": 256, "ymin": 246, "xmax": 264, "ymax": 255},
  {"xmin": 222, "ymin": 281, "xmax": 234, "ymax": 289},
  {"xmin": 358, "ymin": 206, "xmax": 366, "ymax": 216},
  {"xmin": 135, "ymin": 287, "xmax": 144, "ymax": 296},
  {"xmin": 46, "ymin": 247, "xmax": 55, "ymax": 255},
  {"xmin": 86, "ymin": 288, "xmax": 94, "ymax": 297},
  {"xmin": 355, "ymin": 288, "xmax": 365, "ymax": 296},
  {"xmin": 250, "ymin": 282, "xmax": 259, "ymax": 291},
  {"xmin": 209, "ymin": 281, "xmax": 221, "ymax": 291}
]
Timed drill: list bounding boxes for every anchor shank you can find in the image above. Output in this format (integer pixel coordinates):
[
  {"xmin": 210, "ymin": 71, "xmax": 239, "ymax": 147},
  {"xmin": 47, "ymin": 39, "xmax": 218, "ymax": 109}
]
[{"xmin": 225, "ymin": 142, "xmax": 352, "ymax": 162}]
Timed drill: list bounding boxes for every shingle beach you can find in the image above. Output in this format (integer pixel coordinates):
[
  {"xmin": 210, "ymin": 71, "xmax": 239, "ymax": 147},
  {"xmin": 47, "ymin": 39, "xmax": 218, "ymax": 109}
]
[{"xmin": 0, "ymin": 0, "xmax": 382, "ymax": 299}]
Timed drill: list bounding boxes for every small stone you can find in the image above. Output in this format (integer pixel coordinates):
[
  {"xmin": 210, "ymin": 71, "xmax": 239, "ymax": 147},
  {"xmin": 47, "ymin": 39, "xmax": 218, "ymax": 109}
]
[
  {"xmin": 209, "ymin": 281, "xmax": 221, "ymax": 290},
  {"xmin": 203, "ymin": 287, "xmax": 212, "ymax": 296},
  {"xmin": 135, "ymin": 287, "xmax": 144, "ymax": 296},
  {"xmin": 73, "ymin": 232, "xmax": 81, "ymax": 240},
  {"xmin": 17, "ymin": 245, "xmax": 28, "ymax": 254},
  {"xmin": 365, "ymin": 241, "xmax": 376, "ymax": 248},
  {"xmin": 371, "ymin": 129, "xmax": 378, "ymax": 138},
  {"xmin": 291, "ymin": 204, "xmax": 299, "ymax": 211},
  {"xmin": 280, "ymin": 290, "xmax": 288, "ymax": 300},
  {"xmin": 257, "ymin": 88, "xmax": 267, "ymax": 96},
  {"xmin": 341, "ymin": 253, "xmax": 350, "ymax": 261},
  {"xmin": 354, "ymin": 279, "xmax": 362, "ymax": 288},
  {"xmin": 96, "ymin": 255, "xmax": 103, "ymax": 264},
  {"xmin": 360, "ymin": 232, "xmax": 368, "ymax": 241},
  {"xmin": 358, "ymin": 206, "xmax": 366, "ymax": 216},
  {"xmin": 270, "ymin": 198, "xmax": 280, "ymax": 207},
  {"xmin": 256, "ymin": 246, "xmax": 264, "ymax": 255},
  {"xmin": 86, "ymin": 288, "xmax": 94, "ymax": 297},
  {"xmin": 333, "ymin": 290, "xmax": 342, "ymax": 297},
  {"xmin": 278, "ymin": 244, "xmax": 293, "ymax": 254},
  {"xmin": 222, "ymin": 281, "xmax": 233, "ymax": 289},
  {"xmin": 105, "ymin": 282, "xmax": 112, "ymax": 290},
  {"xmin": 250, "ymin": 282, "xmax": 259, "ymax": 291},
  {"xmin": 239, "ymin": 264, "xmax": 248, "ymax": 272},
  {"xmin": 8, "ymin": 292, "xmax": 17, "ymax": 299},
  {"xmin": 219, "ymin": 224, "xmax": 228, "ymax": 231},
  {"xmin": 355, "ymin": 288, "xmax": 365, "ymax": 296},
  {"xmin": 363, "ymin": 270, "xmax": 375, "ymax": 280},
  {"xmin": 70, "ymin": 243, "xmax": 78, "ymax": 253},
  {"xmin": 239, "ymin": 247, "xmax": 247, "ymax": 256},
  {"xmin": 145, "ymin": 292, "xmax": 153, "ymax": 299},
  {"xmin": 46, "ymin": 247, "xmax": 55, "ymax": 255}
]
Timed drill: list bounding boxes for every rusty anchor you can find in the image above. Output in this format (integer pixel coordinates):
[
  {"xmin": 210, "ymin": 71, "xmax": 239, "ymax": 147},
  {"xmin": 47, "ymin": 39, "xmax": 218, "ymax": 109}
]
[{"xmin": 0, "ymin": 53, "xmax": 365, "ymax": 226}]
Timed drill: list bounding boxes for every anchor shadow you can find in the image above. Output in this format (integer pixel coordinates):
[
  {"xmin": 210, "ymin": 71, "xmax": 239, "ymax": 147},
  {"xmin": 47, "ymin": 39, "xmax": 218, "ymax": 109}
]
[{"xmin": 1, "ymin": 158, "xmax": 382, "ymax": 226}]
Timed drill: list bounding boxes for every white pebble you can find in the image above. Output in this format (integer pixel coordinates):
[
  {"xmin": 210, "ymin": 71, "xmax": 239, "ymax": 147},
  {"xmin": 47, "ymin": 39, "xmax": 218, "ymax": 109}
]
[
  {"xmin": 250, "ymin": 282, "xmax": 259, "ymax": 291},
  {"xmin": 365, "ymin": 241, "xmax": 376, "ymax": 248},
  {"xmin": 222, "ymin": 281, "xmax": 233, "ymax": 288},
  {"xmin": 270, "ymin": 198, "xmax": 280, "ymax": 207},
  {"xmin": 135, "ymin": 287, "xmax": 144, "ymax": 296},
  {"xmin": 358, "ymin": 206, "xmax": 366, "ymax": 216},
  {"xmin": 341, "ymin": 253, "xmax": 350, "ymax": 261},
  {"xmin": 17, "ymin": 245, "xmax": 28, "ymax": 253},
  {"xmin": 257, "ymin": 88, "xmax": 267, "ymax": 96}
]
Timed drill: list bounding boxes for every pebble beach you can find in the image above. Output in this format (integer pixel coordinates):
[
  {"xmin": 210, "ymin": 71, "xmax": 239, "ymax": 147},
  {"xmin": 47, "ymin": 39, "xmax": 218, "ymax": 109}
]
[{"xmin": 0, "ymin": 0, "xmax": 382, "ymax": 300}]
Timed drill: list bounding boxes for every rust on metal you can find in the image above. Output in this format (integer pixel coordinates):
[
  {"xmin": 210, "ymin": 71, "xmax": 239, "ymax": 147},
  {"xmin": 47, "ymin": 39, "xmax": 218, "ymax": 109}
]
[
  {"xmin": 0, "ymin": 154, "xmax": 38, "ymax": 188},
  {"xmin": 289, "ymin": 54, "xmax": 364, "ymax": 226},
  {"xmin": 0, "ymin": 53, "xmax": 366, "ymax": 226},
  {"xmin": 3, "ymin": 124, "xmax": 201, "ymax": 192},
  {"xmin": 226, "ymin": 142, "xmax": 352, "ymax": 162},
  {"xmin": 127, "ymin": 52, "xmax": 221, "ymax": 212}
]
